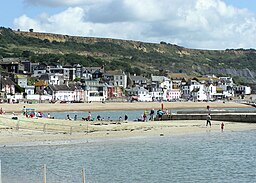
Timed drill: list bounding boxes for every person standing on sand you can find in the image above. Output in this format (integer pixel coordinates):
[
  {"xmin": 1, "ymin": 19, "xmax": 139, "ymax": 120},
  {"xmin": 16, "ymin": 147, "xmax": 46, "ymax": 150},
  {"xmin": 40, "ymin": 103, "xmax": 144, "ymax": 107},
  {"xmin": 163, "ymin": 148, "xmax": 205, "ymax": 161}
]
[
  {"xmin": 207, "ymin": 105, "xmax": 210, "ymax": 111},
  {"xmin": 87, "ymin": 111, "xmax": 92, "ymax": 121},
  {"xmin": 66, "ymin": 114, "xmax": 72, "ymax": 120},
  {"xmin": 221, "ymin": 122, "xmax": 224, "ymax": 131},
  {"xmin": 149, "ymin": 109, "xmax": 155, "ymax": 121},
  {"xmin": 206, "ymin": 113, "xmax": 211, "ymax": 127},
  {"xmin": 143, "ymin": 110, "xmax": 148, "ymax": 122},
  {"xmin": 23, "ymin": 106, "xmax": 26, "ymax": 115},
  {"xmin": 124, "ymin": 114, "xmax": 128, "ymax": 121},
  {"xmin": 0, "ymin": 107, "xmax": 3, "ymax": 114}
]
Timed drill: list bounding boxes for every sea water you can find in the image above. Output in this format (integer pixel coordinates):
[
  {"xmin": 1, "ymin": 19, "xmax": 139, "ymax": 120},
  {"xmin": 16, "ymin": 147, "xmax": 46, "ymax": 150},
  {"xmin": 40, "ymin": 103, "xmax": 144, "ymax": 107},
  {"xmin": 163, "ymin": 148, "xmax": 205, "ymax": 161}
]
[
  {"xmin": 47, "ymin": 107, "xmax": 256, "ymax": 121},
  {"xmin": 1, "ymin": 130, "xmax": 256, "ymax": 183}
]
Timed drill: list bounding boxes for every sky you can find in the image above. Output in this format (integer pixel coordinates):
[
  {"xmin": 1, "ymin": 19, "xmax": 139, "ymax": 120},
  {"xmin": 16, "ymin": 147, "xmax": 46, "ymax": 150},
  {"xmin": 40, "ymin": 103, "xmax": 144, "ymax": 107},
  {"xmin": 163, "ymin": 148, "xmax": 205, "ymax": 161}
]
[{"xmin": 0, "ymin": 0, "xmax": 256, "ymax": 50}]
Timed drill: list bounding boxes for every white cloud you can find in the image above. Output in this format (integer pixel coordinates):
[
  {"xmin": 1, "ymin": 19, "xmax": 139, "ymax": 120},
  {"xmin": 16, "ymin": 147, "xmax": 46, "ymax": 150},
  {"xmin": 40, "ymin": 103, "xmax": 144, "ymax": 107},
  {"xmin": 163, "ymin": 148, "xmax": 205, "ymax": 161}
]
[
  {"xmin": 15, "ymin": 0, "xmax": 256, "ymax": 49},
  {"xmin": 14, "ymin": 15, "xmax": 42, "ymax": 31}
]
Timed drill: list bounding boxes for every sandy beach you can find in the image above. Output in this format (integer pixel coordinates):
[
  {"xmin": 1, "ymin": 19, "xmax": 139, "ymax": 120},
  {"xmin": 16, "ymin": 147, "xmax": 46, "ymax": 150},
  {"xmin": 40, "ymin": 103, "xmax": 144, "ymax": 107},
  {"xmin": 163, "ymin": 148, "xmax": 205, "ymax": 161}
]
[
  {"xmin": 0, "ymin": 103, "xmax": 255, "ymax": 146},
  {"xmin": 0, "ymin": 101, "xmax": 251, "ymax": 113}
]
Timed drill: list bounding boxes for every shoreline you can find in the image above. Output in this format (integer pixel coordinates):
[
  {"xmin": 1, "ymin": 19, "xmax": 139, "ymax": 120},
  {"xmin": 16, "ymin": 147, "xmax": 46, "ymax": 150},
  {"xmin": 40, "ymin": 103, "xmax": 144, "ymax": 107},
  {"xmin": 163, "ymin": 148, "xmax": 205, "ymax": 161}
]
[
  {"xmin": 1, "ymin": 114, "xmax": 256, "ymax": 146},
  {"xmin": 2, "ymin": 128, "xmax": 255, "ymax": 148},
  {"xmin": 1, "ymin": 101, "xmax": 255, "ymax": 146},
  {"xmin": 0, "ymin": 101, "xmax": 252, "ymax": 113}
]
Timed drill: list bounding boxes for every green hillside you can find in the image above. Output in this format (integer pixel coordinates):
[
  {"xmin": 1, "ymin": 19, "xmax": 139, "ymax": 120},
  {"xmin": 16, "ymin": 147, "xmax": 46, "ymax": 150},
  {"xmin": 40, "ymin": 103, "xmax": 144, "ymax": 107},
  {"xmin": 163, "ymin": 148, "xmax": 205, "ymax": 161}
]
[{"xmin": 0, "ymin": 27, "xmax": 256, "ymax": 83}]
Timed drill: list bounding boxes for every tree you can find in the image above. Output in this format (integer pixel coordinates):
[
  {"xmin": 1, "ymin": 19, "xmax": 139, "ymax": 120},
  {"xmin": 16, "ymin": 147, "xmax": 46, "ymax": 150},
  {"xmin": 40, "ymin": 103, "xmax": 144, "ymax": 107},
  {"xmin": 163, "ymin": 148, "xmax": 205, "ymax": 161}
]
[
  {"xmin": 23, "ymin": 92, "xmax": 27, "ymax": 99},
  {"xmin": 22, "ymin": 50, "xmax": 32, "ymax": 58},
  {"xmin": 133, "ymin": 67, "xmax": 141, "ymax": 75}
]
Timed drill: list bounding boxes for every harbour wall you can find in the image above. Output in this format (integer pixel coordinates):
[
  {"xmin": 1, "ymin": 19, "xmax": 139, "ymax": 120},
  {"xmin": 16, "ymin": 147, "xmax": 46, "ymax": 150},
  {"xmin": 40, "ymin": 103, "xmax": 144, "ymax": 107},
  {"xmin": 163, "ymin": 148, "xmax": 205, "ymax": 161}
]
[
  {"xmin": 176, "ymin": 110, "xmax": 256, "ymax": 114},
  {"xmin": 160, "ymin": 113, "xmax": 256, "ymax": 123}
]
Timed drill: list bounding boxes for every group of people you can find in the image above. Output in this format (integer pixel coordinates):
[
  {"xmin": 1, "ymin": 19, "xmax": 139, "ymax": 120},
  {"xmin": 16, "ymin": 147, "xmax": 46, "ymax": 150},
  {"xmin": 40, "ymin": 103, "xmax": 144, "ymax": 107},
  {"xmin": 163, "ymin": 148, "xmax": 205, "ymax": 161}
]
[
  {"xmin": 136, "ymin": 109, "xmax": 166, "ymax": 122},
  {"xmin": 206, "ymin": 106, "xmax": 224, "ymax": 131},
  {"xmin": 66, "ymin": 114, "xmax": 77, "ymax": 120},
  {"xmin": 66, "ymin": 111, "xmax": 130, "ymax": 122}
]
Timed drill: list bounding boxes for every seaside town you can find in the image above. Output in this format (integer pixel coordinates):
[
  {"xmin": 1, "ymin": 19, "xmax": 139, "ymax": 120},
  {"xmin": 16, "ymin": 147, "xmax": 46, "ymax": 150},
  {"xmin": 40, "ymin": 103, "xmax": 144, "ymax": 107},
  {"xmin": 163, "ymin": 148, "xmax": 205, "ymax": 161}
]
[
  {"xmin": 2, "ymin": 1, "xmax": 256, "ymax": 182},
  {"xmin": 0, "ymin": 57, "xmax": 253, "ymax": 104}
]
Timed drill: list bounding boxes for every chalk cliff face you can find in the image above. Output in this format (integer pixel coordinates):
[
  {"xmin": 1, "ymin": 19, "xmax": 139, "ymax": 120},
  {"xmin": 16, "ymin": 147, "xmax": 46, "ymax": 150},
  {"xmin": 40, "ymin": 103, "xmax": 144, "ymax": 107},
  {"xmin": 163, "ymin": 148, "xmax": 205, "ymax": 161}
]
[
  {"xmin": 15, "ymin": 31, "xmax": 144, "ymax": 46},
  {"xmin": 195, "ymin": 67, "xmax": 255, "ymax": 78},
  {"xmin": 1, "ymin": 28, "xmax": 256, "ymax": 83}
]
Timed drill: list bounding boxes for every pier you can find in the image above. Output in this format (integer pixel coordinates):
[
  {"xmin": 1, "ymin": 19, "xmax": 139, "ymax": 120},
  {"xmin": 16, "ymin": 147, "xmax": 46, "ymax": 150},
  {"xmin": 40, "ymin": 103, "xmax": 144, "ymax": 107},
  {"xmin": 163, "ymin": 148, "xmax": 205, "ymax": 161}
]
[{"xmin": 159, "ymin": 111, "xmax": 256, "ymax": 123}]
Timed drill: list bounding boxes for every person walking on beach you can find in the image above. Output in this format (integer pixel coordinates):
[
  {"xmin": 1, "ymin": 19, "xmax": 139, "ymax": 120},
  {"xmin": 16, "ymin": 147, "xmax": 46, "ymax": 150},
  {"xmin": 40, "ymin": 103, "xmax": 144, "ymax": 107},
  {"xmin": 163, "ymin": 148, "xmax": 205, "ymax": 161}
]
[
  {"xmin": 221, "ymin": 122, "xmax": 224, "ymax": 131},
  {"xmin": 206, "ymin": 113, "xmax": 211, "ymax": 127}
]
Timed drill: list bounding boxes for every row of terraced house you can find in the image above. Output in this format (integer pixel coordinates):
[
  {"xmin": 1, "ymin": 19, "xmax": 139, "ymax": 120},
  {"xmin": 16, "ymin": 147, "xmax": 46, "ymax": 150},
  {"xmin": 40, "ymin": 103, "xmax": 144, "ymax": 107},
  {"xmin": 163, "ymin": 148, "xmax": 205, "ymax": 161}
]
[{"xmin": 0, "ymin": 58, "xmax": 252, "ymax": 103}]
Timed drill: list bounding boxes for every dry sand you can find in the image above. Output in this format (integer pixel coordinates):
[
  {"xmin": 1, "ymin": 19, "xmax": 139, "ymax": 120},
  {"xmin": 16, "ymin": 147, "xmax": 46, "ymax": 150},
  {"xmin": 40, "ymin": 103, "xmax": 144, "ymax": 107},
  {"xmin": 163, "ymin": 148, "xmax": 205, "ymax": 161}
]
[
  {"xmin": 0, "ymin": 101, "xmax": 251, "ymax": 113},
  {"xmin": 1, "ymin": 104, "xmax": 256, "ymax": 146}
]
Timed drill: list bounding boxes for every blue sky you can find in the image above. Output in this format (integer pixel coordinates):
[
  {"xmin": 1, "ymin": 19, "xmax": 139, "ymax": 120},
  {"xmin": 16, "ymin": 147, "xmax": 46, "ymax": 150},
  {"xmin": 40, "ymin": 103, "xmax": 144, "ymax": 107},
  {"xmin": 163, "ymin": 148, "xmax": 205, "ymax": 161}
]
[
  {"xmin": 224, "ymin": 0, "xmax": 256, "ymax": 11},
  {"xmin": 1, "ymin": 0, "xmax": 256, "ymax": 50}
]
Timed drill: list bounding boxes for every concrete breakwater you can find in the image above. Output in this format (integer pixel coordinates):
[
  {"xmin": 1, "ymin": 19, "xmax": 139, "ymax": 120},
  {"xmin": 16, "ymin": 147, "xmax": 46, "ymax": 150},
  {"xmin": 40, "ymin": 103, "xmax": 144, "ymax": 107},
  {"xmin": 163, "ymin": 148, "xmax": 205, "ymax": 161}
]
[
  {"xmin": 176, "ymin": 110, "xmax": 256, "ymax": 114},
  {"xmin": 161, "ymin": 113, "xmax": 256, "ymax": 123}
]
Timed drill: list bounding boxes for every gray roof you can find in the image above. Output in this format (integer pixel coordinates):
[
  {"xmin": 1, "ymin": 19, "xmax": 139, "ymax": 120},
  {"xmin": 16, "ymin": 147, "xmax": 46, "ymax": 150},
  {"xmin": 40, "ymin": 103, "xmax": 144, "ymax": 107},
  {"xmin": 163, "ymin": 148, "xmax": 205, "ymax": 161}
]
[
  {"xmin": 47, "ymin": 84, "xmax": 83, "ymax": 91},
  {"xmin": 151, "ymin": 76, "xmax": 165, "ymax": 82},
  {"xmin": 130, "ymin": 75, "xmax": 148, "ymax": 82},
  {"xmin": 126, "ymin": 86, "xmax": 148, "ymax": 92},
  {"xmin": 39, "ymin": 74, "xmax": 50, "ymax": 81},
  {"xmin": 105, "ymin": 70, "xmax": 124, "ymax": 76},
  {"xmin": 48, "ymin": 84, "xmax": 72, "ymax": 91},
  {"xmin": 0, "ymin": 58, "xmax": 22, "ymax": 64}
]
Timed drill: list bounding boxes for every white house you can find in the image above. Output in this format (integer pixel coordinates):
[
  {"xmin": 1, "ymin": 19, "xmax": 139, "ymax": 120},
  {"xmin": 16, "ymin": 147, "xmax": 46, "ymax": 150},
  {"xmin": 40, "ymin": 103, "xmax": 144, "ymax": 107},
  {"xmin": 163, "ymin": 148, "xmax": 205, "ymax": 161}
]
[
  {"xmin": 150, "ymin": 88, "xmax": 164, "ymax": 101},
  {"xmin": 166, "ymin": 89, "xmax": 181, "ymax": 101},
  {"xmin": 15, "ymin": 74, "xmax": 27, "ymax": 88},
  {"xmin": 137, "ymin": 87, "xmax": 152, "ymax": 102},
  {"xmin": 45, "ymin": 84, "xmax": 84, "ymax": 102},
  {"xmin": 84, "ymin": 80, "xmax": 108, "ymax": 102},
  {"xmin": 104, "ymin": 70, "xmax": 128, "ymax": 89},
  {"xmin": 48, "ymin": 67, "xmax": 76, "ymax": 81},
  {"xmin": 151, "ymin": 75, "xmax": 172, "ymax": 101},
  {"xmin": 129, "ymin": 75, "xmax": 148, "ymax": 88},
  {"xmin": 39, "ymin": 73, "xmax": 64, "ymax": 85},
  {"xmin": 32, "ymin": 63, "xmax": 48, "ymax": 77},
  {"xmin": 182, "ymin": 80, "xmax": 208, "ymax": 101},
  {"xmin": 206, "ymin": 84, "xmax": 217, "ymax": 100},
  {"xmin": 234, "ymin": 85, "xmax": 252, "ymax": 95}
]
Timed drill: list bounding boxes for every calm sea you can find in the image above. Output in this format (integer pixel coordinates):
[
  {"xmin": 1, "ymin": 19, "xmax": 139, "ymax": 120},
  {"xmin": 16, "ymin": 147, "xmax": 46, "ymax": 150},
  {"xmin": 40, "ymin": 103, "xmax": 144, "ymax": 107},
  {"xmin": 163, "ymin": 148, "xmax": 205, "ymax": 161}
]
[
  {"xmin": 1, "ymin": 130, "xmax": 256, "ymax": 183},
  {"xmin": 47, "ymin": 107, "xmax": 256, "ymax": 121}
]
